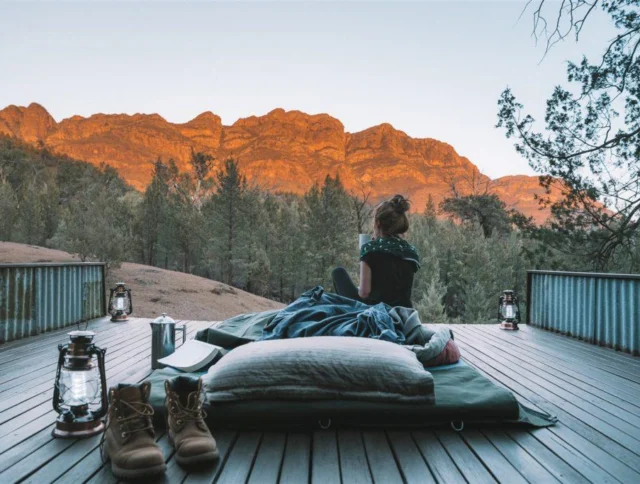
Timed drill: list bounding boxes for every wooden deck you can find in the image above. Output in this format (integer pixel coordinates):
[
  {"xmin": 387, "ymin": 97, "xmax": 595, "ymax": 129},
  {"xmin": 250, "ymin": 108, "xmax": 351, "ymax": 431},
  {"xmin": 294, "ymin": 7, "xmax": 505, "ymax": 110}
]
[{"xmin": 1, "ymin": 318, "xmax": 639, "ymax": 483}]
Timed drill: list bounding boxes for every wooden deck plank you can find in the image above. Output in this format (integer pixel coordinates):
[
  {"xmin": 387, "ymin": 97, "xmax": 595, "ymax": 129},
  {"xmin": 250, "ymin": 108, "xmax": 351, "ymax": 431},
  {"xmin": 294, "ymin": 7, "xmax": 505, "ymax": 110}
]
[
  {"xmin": 412, "ymin": 431, "xmax": 466, "ymax": 484},
  {"xmin": 57, "ymin": 431, "xmax": 168, "ymax": 484},
  {"xmin": 458, "ymin": 341, "xmax": 640, "ymax": 482},
  {"xmin": 338, "ymin": 430, "xmax": 373, "ymax": 484},
  {"xmin": 1, "ymin": 364, "xmax": 157, "ymax": 482},
  {"xmin": 502, "ymin": 324, "xmax": 640, "ymax": 370},
  {"xmin": 84, "ymin": 463, "xmax": 118, "ymax": 484},
  {"xmin": 0, "ymin": 328, "xmax": 160, "ymax": 423},
  {"xmin": 2, "ymin": 318, "xmax": 640, "ymax": 484},
  {"xmin": 0, "ymin": 433, "xmax": 76, "ymax": 482},
  {"xmin": 461, "ymin": 326, "xmax": 640, "ymax": 412},
  {"xmin": 473, "ymin": 325, "xmax": 640, "ymax": 384},
  {"xmin": 361, "ymin": 431, "xmax": 403, "ymax": 484},
  {"xmin": 458, "ymin": 327, "xmax": 640, "ymax": 430},
  {"xmin": 247, "ymin": 432, "xmax": 286, "ymax": 484},
  {"xmin": 0, "ymin": 317, "xmax": 113, "ymax": 356},
  {"xmin": 0, "ymin": 321, "xmax": 209, "ymax": 481},
  {"xmin": 507, "ymin": 430, "xmax": 612, "ymax": 484},
  {"xmin": 0, "ymin": 320, "xmax": 206, "ymax": 435},
  {"xmin": 462, "ymin": 325, "xmax": 640, "ymax": 403},
  {"xmin": 435, "ymin": 430, "xmax": 497, "ymax": 484},
  {"xmin": 214, "ymin": 432, "xmax": 261, "ymax": 484},
  {"xmin": 278, "ymin": 433, "xmax": 312, "ymax": 484},
  {"xmin": 0, "ymin": 325, "xmax": 157, "ymax": 413},
  {"xmin": 455, "ymin": 330, "xmax": 640, "ymax": 454},
  {"xmin": 181, "ymin": 431, "xmax": 237, "ymax": 484},
  {"xmin": 386, "ymin": 431, "xmax": 436, "ymax": 484},
  {"xmin": 0, "ymin": 327, "xmax": 181, "ymax": 419},
  {"xmin": 0, "ymin": 351, "xmax": 152, "ymax": 454},
  {"xmin": 478, "ymin": 429, "xmax": 561, "ymax": 484},
  {"xmin": 0, "ymin": 318, "xmax": 153, "ymax": 387},
  {"xmin": 0, "ymin": 319, "xmax": 147, "ymax": 376},
  {"xmin": 460, "ymin": 430, "xmax": 529, "ymax": 484},
  {"xmin": 311, "ymin": 431, "xmax": 341, "ymax": 484},
  {"xmin": 0, "ymin": 425, "xmax": 57, "ymax": 473},
  {"xmin": 22, "ymin": 432, "xmax": 103, "ymax": 483}
]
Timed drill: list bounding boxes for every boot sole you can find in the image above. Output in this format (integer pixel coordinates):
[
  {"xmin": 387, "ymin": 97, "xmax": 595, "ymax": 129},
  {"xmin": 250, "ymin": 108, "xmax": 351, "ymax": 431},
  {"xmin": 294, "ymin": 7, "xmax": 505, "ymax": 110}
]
[
  {"xmin": 168, "ymin": 432, "xmax": 219, "ymax": 466},
  {"xmin": 175, "ymin": 450, "xmax": 220, "ymax": 466},
  {"xmin": 110, "ymin": 462, "xmax": 167, "ymax": 480},
  {"xmin": 101, "ymin": 440, "xmax": 167, "ymax": 479}
]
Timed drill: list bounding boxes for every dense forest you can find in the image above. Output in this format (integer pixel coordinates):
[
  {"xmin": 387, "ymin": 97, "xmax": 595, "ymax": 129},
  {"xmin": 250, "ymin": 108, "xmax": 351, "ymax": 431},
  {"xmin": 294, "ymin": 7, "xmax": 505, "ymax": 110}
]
[{"xmin": 1, "ymin": 136, "xmax": 638, "ymax": 323}]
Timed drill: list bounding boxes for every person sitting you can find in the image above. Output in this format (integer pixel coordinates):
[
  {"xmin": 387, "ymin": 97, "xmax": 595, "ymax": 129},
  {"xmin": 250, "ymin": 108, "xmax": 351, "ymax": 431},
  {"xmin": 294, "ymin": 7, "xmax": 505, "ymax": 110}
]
[{"xmin": 332, "ymin": 194, "xmax": 421, "ymax": 308}]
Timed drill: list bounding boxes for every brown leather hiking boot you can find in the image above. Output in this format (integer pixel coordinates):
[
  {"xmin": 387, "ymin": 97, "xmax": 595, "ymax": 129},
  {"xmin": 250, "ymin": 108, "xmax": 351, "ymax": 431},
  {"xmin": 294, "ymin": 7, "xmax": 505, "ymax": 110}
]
[
  {"xmin": 100, "ymin": 382, "xmax": 166, "ymax": 479},
  {"xmin": 165, "ymin": 376, "xmax": 218, "ymax": 466}
]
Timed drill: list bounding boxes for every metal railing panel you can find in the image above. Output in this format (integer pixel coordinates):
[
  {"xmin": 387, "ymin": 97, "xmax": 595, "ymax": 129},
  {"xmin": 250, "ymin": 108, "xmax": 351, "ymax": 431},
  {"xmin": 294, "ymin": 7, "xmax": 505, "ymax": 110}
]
[
  {"xmin": 528, "ymin": 270, "xmax": 640, "ymax": 355},
  {"xmin": 0, "ymin": 263, "xmax": 106, "ymax": 343}
]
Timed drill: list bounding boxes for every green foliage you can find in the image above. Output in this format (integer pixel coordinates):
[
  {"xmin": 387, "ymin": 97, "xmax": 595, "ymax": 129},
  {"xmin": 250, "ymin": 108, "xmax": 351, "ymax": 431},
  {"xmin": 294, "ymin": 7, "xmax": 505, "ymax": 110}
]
[
  {"xmin": 204, "ymin": 159, "xmax": 250, "ymax": 284},
  {"xmin": 414, "ymin": 246, "xmax": 448, "ymax": 323},
  {"xmin": 15, "ymin": 182, "xmax": 47, "ymax": 245},
  {"xmin": 497, "ymin": 0, "xmax": 640, "ymax": 269},
  {"xmin": 303, "ymin": 175, "xmax": 356, "ymax": 289},
  {"xmin": 0, "ymin": 182, "xmax": 17, "ymax": 241},
  {"xmin": 51, "ymin": 171, "xmax": 133, "ymax": 268},
  {"xmin": 439, "ymin": 193, "xmax": 514, "ymax": 237},
  {"xmin": 1, "ymin": 136, "xmax": 635, "ymax": 323}
]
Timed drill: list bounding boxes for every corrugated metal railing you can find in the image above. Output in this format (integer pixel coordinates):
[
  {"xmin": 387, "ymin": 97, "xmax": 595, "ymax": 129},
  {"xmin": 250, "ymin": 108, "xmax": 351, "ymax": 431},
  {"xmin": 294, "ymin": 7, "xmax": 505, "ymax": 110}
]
[
  {"xmin": 0, "ymin": 263, "xmax": 106, "ymax": 343},
  {"xmin": 527, "ymin": 270, "xmax": 640, "ymax": 355}
]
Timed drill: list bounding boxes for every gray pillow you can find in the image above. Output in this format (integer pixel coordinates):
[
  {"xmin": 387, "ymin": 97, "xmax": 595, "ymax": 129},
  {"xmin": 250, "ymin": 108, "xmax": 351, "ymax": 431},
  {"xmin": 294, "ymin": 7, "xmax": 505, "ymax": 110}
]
[{"xmin": 203, "ymin": 336, "xmax": 435, "ymax": 404}]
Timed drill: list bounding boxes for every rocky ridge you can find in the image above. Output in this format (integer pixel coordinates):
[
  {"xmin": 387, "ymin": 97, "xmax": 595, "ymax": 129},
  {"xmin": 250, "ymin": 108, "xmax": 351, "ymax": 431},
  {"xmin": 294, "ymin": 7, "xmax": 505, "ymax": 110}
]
[{"xmin": 0, "ymin": 103, "xmax": 559, "ymax": 223}]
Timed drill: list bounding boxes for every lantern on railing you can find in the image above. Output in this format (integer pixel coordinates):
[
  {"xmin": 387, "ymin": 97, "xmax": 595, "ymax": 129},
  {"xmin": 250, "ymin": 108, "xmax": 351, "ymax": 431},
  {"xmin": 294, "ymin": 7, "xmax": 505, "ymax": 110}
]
[
  {"xmin": 52, "ymin": 331, "xmax": 108, "ymax": 438},
  {"xmin": 108, "ymin": 282, "xmax": 132, "ymax": 322},
  {"xmin": 498, "ymin": 290, "xmax": 521, "ymax": 330}
]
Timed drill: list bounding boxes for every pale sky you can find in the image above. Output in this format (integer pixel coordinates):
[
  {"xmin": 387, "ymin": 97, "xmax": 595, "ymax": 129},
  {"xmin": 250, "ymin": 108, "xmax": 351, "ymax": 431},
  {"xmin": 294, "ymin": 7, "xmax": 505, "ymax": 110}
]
[{"xmin": 0, "ymin": 1, "xmax": 616, "ymax": 178}]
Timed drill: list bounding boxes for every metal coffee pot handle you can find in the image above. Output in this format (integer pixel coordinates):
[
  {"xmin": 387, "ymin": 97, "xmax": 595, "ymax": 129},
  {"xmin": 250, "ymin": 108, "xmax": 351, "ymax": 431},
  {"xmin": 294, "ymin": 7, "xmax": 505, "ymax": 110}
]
[{"xmin": 175, "ymin": 323, "xmax": 187, "ymax": 347}]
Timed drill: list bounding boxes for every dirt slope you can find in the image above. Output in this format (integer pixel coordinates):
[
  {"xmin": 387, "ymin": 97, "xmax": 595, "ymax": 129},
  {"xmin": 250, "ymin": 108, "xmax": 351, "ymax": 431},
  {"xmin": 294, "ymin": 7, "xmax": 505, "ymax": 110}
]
[{"xmin": 0, "ymin": 242, "xmax": 283, "ymax": 321}]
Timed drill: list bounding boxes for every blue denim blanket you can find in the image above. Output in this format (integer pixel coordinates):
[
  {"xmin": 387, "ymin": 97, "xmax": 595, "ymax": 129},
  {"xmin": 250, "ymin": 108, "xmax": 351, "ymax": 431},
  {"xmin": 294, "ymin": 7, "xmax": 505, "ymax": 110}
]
[{"xmin": 260, "ymin": 286, "xmax": 406, "ymax": 343}]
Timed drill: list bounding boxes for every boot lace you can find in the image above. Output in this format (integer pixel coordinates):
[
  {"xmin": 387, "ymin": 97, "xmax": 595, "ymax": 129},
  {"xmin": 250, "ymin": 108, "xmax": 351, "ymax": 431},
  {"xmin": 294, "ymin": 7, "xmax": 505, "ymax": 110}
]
[
  {"xmin": 167, "ymin": 391, "xmax": 207, "ymax": 426},
  {"xmin": 99, "ymin": 399, "xmax": 155, "ymax": 463}
]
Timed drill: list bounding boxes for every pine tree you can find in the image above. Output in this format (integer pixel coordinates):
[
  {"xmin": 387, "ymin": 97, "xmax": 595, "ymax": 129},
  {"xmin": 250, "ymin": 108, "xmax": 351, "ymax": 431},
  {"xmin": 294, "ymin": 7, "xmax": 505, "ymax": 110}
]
[
  {"xmin": 0, "ymin": 182, "xmax": 17, "ymax": 241},
  {"xmin": 136, "ymin": 159, "xmax": 172, "ymax": 265},
  {"xmin": 205, "ymin": 159, "xmax": 249, "ymax": 285},
  {"xmin": 424, "ymin": 194, "xmax": 437, "ymax": 221},
  {"xmin": 414, "ymin": 247, "xmax": 448, "ymax": 323},
  {"xmin": 15, "ymin": 182, "xmax": 46, "ymax": 245},
  {"xmin": 303, "ymin": 175, "xmax": 355, "ymax": 288}
]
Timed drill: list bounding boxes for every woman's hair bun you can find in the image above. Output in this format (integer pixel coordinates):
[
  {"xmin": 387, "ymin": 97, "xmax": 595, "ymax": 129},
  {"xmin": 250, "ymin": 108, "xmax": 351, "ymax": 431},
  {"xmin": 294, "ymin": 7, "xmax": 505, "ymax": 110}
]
[{"xmin": 390, "ymin": 194, "xmax": 410, "ymax": 214}]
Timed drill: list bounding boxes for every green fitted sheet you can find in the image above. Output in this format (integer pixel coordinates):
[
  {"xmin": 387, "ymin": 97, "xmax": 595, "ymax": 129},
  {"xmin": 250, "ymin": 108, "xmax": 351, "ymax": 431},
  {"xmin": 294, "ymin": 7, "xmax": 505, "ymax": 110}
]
[{"xmin": 145, "ymin": 360, "xmax": 556, "ymax": 430}]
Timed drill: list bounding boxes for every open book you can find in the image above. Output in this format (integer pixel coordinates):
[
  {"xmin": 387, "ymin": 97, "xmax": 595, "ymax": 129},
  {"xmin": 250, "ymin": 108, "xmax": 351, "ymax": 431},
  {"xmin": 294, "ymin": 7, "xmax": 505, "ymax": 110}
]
[{"xmin": 157, "ymin": 339, "xmax": 224, "ymax": 372}]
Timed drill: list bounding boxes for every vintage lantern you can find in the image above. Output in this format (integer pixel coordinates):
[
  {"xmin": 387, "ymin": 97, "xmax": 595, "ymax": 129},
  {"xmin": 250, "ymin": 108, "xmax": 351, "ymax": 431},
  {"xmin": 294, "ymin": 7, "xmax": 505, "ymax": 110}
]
[
  {"xmin": 108, "ymin": 282, "xmax": 132, "ymax": 322},
  {"xmin": 498, "ymin": 289, "xmax": 521, "ymax": 330},
  {"xmin": 52, "ymin": 331, "xmax": 108, "ymax": 438}
]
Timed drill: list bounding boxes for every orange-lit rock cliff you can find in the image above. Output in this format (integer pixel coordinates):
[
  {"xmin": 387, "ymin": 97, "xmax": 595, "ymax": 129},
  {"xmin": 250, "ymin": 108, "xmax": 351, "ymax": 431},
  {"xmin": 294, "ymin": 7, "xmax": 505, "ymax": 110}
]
[{"xmin": 0, "ymin": 103, "xmax": 560, "ymax": 223}]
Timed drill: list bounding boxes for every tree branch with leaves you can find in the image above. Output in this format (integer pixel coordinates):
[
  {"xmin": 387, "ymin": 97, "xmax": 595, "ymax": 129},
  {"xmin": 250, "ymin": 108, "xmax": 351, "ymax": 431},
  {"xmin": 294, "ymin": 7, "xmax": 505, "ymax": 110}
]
[{"xmin": 497, "ymin": 0, "xmax": 640, "ymax": 268}]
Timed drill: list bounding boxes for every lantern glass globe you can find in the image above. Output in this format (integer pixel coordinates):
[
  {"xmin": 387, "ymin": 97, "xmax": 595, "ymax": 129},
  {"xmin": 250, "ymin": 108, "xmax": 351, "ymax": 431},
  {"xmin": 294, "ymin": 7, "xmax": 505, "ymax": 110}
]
[{"xmin": 58, "ymin": 366, "xmax": 102, "ymax": 408}]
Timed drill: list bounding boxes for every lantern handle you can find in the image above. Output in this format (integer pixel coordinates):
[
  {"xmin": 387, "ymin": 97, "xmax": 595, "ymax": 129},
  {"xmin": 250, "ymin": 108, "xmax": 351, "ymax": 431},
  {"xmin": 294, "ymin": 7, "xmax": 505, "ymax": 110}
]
[
  {"xmin": 126, "ymin": 288, "xmax": 133, "ymax": 315},
  {"xmin": 52, "ymin": 345, "xmax": 68, "ymax": 414},
  {"xmin": 90, "ymin": 345, "xmax": 109, "ymax": 420}
]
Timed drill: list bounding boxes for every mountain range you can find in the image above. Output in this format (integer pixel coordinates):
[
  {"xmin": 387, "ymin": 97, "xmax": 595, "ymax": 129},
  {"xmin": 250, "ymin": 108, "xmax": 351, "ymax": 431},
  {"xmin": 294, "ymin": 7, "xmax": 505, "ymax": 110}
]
[{"xmin": 0, "ymin": 103, "xmax": 560, "ymax": 223}]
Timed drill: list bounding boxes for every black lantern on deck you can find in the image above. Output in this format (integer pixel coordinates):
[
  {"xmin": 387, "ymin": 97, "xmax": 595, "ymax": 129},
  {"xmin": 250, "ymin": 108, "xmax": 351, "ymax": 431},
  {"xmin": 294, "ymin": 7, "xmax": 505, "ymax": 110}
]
[
  {"xmin": 498, "ymin": 290, "xmax": 521, "ymax": 330},
  {"xmin": 52, "ymin": 331, "xmax": 108, "ymax": 438},
  {"xmin": 108, "ymin": 282, "xmax": 132, "ymax": 322}
]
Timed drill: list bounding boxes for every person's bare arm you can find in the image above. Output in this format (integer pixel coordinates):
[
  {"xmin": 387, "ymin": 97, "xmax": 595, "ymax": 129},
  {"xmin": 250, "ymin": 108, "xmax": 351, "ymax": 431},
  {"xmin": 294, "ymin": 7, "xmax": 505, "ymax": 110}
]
[{"xmin": 359, "ymin": 261, "xmax": 372, "ymax": 299}]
